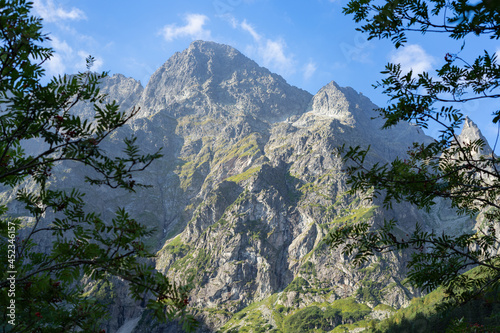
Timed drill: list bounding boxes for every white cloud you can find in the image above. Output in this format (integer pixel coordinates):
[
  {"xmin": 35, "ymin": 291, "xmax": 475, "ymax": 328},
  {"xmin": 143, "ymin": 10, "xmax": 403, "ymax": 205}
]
[
  {"xmin": 233, "ymin": 18, "xmax": 295, "ymax": 74},
  {"xmin": 51, "ymin": 36, "xmax": 73, "ymax": 56},
  {"xmin": 46, "ymin": 53, "xmax": 65, "ymax": 76},
  {"xmin": 44, "ymin": 37, "xmax": 103, "ymax": 77},
  {"xmin": 160, "ymin": 14, "xmax": 211, "ymax": 42},
  {"xmin": 45, "ymin": 36, "xmax": 73, "ymax": 76},
  {"xmin": 241, "ymin": 20, "xmax": 261, "ymax": 42},
  {"xmin": 227, "ymin": 16, "xmax": 239, "ymax": 29},
  {"xmin": 32, "ymin": 0, "xmax": 86, "ymax": 23},
  {"xmin": 389, "ymin": 44, "xmax": 435, "ymax": 75},
  {"xmin": 303, "ymin": 61, "xmax": 317, "ymax": 80},
  {"xmin": 259, "ymin": 39, "xmax": 294, "ymax": 74}
]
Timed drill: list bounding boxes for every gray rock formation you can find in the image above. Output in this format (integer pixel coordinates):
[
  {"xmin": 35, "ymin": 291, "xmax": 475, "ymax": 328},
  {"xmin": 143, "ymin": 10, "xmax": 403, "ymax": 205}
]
[
  {"xmin": 4, "ymin": 40, "xmax": 483, "ymax": 332},
  {"xmin": 457, "ymin": 116, "xmax": 494, "ymax": 156}
]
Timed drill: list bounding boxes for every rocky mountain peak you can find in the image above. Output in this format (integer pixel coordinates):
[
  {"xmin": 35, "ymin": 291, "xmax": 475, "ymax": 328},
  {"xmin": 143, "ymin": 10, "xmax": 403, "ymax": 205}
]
[
  {"xmin": 458, "ymin": 116, "xmax": 493, "ymax": 155},
  {"xmin": 101, "ymin": 74, "xmax": 143, "ymax": 111},
  {"xmin": 172, "ymin": 40, "xmax": 262, "ymax": 82},
  {"xmin": 186, "ymin": 40, "xmax": 251, "ymax": 65},
  {"xmin": 137, "ymin": 40, "xmax": 312, "ymax": 122},
  {"xmin": 305, "ymin": 80, "xmax": 383, "ymax": 131},
  {"xmin": 309, "ymin": 81, "xmax": 356, "ymax": 126}
]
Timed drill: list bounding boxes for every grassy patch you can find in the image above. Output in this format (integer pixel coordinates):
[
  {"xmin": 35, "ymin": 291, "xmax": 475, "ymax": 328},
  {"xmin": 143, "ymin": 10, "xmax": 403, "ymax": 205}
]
[
  {"xmin": 82, "ymin": 279, "xmax": 115, "ymax": 302},
  {"xmin": 226, "ymin": 166, "xmax": 262, "ymax": 183},
  {"xmin": 170, "ymin": 247, "xmax": 211, "ymax": 283},
  {"xmin": 331, "ymin": 206, "xmax": 376, "ymax": 224},
  {"xmin": 283, "ymin": 306, "xmax": 333, "ymax": 333},
  {"xmin": 159, "ymin": 235, "xmax": 190, "ymax": 257},
  {"xmin": 281, "ymin": 299, "xmax": 372, "ymax": 333},
  {"xmin": 356, "ymin": 280, "xmax": 385, "ymax": 304},
  {"xmin": 205, "ymin": 307, "xmax": 232, "ymax": 317},
  {"xmin": 214, "ymin": 133, "xmax": 261, "ymax": 167},
  {"xmin": 220, "ymin": 298, "xmax": 274, "ymax": 333},
  {"xmin": 329, "ymin": 297, "xmax": 372, "ymax": 320},
  {"xmin": 300, "ymin": 261, "xmax": 317, "ymax": 277},
  {"xmin": 373, "ymin": 304, "xmax": 396, "ymax": 312},
  {"xmin": 283, "ymin": 277, "xmax": 310, "ymax": 293},
  {"xmin": 176, "ymin": 152, "xmax": 211, "ymax": 190}
]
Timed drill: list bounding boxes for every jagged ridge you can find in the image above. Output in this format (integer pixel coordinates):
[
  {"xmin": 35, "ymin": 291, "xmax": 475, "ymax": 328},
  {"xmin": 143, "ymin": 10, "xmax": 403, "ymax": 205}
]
[{"xmin": 10, "ymin": 41, "xmax": 484, "ymax": 332}]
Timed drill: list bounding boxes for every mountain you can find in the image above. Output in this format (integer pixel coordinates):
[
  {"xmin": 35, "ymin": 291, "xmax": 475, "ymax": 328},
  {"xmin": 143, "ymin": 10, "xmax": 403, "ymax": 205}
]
[
  {"xmin": 8, "ymin": 41, "xmax": 483, "ymax": 332},
  {"xmin": 137, "ymin": 41, "xmax": 310, "ymax": 123},
  {"xmin": 457, "ymin": 116, "xmax": 494, "ymax": 157}
]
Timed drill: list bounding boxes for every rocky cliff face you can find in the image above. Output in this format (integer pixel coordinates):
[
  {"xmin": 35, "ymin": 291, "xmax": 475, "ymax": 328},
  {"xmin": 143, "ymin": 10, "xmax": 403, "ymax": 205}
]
[
  {"xmin": 457, "ymin": 116, "xmax": 494, "ymax": 157},
  {"xmin": 7, "ymin": 41, "xmax": 481, "ymax": 332},
  {"xmin": 137, "ymin": 41, "xmax": 309, "ymax": 124}
]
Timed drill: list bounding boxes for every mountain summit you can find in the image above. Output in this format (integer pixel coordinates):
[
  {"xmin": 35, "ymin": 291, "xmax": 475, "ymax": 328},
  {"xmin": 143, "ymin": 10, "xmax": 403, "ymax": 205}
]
[
  {"xmin": 458, "ymin": 116, "xmax": 494, "ymax": 156},
  {"xmin": 137, "ymin": 40, "xmax": 311, "ymax": 122}
]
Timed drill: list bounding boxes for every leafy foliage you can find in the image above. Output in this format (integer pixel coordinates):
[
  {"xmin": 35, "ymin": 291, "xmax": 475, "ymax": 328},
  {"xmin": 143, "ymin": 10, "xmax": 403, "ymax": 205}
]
[
  {"xmin": 328, "ymin": 0, "xmax": 500, "ymax": 309},
  {"xmin": 343, "ymin": 0, "xmax": 500, "ymax": 47},
  {"xmin": 0, "ymin": 1, "xmax": 196, "ymax": 331}
]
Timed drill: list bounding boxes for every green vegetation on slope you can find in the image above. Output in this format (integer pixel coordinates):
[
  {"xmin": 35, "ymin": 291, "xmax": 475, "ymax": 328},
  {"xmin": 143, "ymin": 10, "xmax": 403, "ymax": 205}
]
[
  {"xmin": 214, "ymin": 133, "xmax": 262, "ymax": 167},
  {"xmin": 159, "ymin": 235, "xmax": 190, "ymax": 257},
  {"xmin": 368, "ymin": 285, "xmax": 500, "ymax": 333},
  {"xmin": 227, "ymin": 166, "xmax": 262, "ymax": 183},
  {"xmin": 220, "ymin": 290, "xmax": 374, "ymax": 333}
]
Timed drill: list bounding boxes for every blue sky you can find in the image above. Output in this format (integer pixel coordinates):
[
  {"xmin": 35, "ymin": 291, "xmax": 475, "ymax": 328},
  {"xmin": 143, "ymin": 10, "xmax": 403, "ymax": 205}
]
[{"xmin": 32, "ymin": 0, "xmax": 500, "ymax": 150}]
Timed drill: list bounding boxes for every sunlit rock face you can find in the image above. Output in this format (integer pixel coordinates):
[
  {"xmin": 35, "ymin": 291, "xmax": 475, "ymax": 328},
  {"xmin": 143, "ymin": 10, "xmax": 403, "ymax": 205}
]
[
  {"xmin": 8, "ymin": 41, "xmax": 480, "ymax": 332},
  {"xmin": 457, "ymin": 116, "xmax": 493, "ymax": 156}
]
